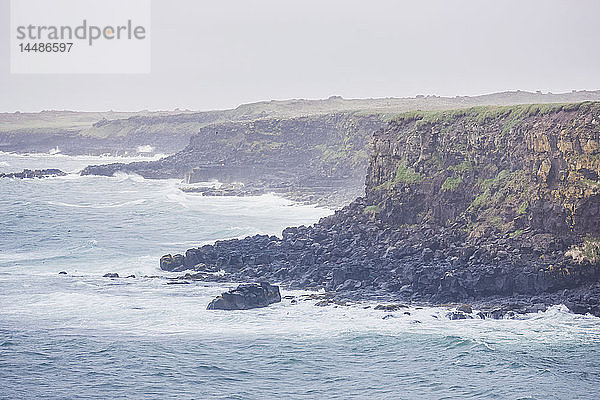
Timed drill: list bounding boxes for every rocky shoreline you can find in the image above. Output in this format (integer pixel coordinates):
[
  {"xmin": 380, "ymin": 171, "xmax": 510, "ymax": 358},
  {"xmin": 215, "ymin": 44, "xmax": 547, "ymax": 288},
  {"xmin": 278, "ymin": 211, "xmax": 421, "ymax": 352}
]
[
  {"xmin": 160, "ymin": 197, "xmax": 600, "ymax": 317},
  {"xmin": 159, "ymin": 103, "xmax": 600, "ymax": 318}
]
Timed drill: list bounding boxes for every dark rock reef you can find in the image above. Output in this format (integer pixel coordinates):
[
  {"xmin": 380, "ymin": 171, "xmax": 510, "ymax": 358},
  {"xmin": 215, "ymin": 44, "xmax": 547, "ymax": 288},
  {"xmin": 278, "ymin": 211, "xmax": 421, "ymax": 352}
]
[
  {"xmin": 207, "ymin": 282, "xmax": 282, "ymax": 310},
  {"xmin": 161, "ymin": 102, "xmax": 600, "ymax": 317},
  {"xmin": 0, "ymin": 168, "xmax": 66, "ymax": 179}
]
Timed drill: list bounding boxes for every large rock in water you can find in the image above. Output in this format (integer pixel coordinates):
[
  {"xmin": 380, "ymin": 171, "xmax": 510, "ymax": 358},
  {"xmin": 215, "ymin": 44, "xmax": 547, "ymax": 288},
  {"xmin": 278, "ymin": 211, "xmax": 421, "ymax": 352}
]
[{"xmin": 207, "ymin": 282, "xmax": 281, "ymax": 310}]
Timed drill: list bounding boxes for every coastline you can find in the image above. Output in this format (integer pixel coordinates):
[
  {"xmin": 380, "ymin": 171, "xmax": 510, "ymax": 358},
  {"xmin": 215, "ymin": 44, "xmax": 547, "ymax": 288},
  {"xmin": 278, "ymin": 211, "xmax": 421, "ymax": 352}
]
[{"xmin": 159, "ymin": 103, "xmax": 600, "ymax": 318}]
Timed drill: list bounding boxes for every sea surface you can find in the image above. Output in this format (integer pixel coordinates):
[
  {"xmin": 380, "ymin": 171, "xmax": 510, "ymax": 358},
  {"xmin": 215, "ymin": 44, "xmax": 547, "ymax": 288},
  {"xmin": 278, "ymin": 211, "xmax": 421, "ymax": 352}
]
[{"xmin": 1, "ymin": 153, "xmax": 599, "ymax": 400}]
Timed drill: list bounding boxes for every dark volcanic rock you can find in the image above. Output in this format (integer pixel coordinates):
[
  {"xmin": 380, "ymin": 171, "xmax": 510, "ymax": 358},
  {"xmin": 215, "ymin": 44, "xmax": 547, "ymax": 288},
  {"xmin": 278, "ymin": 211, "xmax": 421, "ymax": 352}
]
[
  {"xmin": 103, "ymin": 273, "xmax": 119, "ymax": 278},
  {"xmin": 160, "ymin": 254, "xmax": 184, "ymax": 270},
  {"xmin": 374, "ymin": 304, "xmax": 408, "ymax": 311},
  {"xmin": 446, "ymin": 311, "xmax": 471, "ymax": 320},
  {"xmin": 457, "ymin": 304, "xmax": 473, "ymax": 314},
  {"xmin": 0, "ymin": 169, "xmax": 66, "ymax": 179},
  {"xmin": 160, "ymin": 103, "xmax": 600, "ymax": 317},
  {"xmin": 207, "ymin": 282, "xmax": 281, "ymax": 310}
]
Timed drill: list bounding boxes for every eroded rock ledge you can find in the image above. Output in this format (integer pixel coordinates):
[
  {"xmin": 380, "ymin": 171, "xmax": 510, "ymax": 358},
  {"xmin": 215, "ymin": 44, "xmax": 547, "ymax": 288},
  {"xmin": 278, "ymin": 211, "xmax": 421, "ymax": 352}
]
[
  {"xmin": 0, "ymin": 168, "xmax": 66, "ymax": 179},
  {"xmin": 161, "ymin": 102, "xmax": 600, "ymax": 316}
]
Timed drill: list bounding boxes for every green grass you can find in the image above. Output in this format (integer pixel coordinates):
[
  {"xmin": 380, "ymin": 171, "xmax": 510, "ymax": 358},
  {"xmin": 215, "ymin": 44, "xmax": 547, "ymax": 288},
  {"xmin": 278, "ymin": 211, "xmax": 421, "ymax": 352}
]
[
  {"xmin": 582, "ymin": 236, "xmax": 600, "ymax": 262},
  {"xmin": 393, "ymin": 163, "xmax": 423, "ymax": 184},
  {"xmin": 490, "ymin": 216, "xmax": 503, "ymax": 229},
  {"xmin": 509, "ymin": 229, "xmax": 524, "ymax": 238},
  {"xmin": 518, "ymin": 201, "xmax": 529, "ymax": 214},
  {"xmin": 442, "ymin": 176, "xmax": 463, "ymax": 192},
  {"xmin": 470, "ymin": 192, "xmax": 487, "ymax": 209},
  {"xmin": 364, "ymin": 205, "xmax": 381, "ymax": 215},
  {"xmin": 449, "ymin": 160, "xmax": 473, "ymax": 174},
  {"xmin": 392, "ymin": 102, "xmax": 596, "ymax": 128},
  {"xmin": 566, "ymin": 235, "xmax": 600, "ymax": 263},
  {"xmin": 468, "ymin": 169, "xmax": 518, "ymax": 211},
  {"xmin": 424, "ymin": 154, "xmax": 443, "ymax": 170},
  {"xmin": 481, "ymin": 169, "xmax": 510, "ymax": 189}
]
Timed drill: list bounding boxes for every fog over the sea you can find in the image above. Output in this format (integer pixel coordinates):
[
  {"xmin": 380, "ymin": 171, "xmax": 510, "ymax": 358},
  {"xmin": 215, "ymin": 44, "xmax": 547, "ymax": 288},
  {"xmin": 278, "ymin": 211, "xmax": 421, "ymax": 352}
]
[{"xmin": 1, "ymin": 0, "xmax": 599, "ymax": 112}]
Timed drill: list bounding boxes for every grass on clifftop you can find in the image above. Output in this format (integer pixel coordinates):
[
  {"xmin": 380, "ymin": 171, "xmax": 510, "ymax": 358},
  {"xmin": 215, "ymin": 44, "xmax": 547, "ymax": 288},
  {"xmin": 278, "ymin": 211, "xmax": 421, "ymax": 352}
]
[{"xmin": 391, "ymin": 102, "xmax": 596, "ymax": 127}]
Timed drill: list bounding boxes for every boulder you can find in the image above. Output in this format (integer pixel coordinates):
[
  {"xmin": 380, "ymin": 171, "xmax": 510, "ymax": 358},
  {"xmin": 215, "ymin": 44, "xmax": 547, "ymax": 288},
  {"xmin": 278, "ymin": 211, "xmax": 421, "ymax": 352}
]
[
  {"xmin": 446, "ymin": 311, "xmax": 470, "ymax": 320},
  {"xmin": 457, "ymin": 304, "xmax": 473, "ymax": 314},
  {"xmin": 160, "ymin": 254, "xmax": 184, "ymax": 271},
  {"xmin": 207, "ymin": 282, "xmax": 281, "ymax": 310}
]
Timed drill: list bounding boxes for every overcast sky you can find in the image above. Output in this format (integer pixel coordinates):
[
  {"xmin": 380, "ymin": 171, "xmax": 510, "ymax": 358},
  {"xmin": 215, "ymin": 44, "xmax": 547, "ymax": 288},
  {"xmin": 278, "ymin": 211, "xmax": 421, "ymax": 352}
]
[{"xmin": 1, "ymin": 0, "xmax": 599, "ymax": 112}]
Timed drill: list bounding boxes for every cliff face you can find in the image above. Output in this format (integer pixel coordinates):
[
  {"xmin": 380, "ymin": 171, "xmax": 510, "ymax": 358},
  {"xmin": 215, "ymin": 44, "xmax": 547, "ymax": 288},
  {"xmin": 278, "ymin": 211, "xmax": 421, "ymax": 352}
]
[
  {"xmin": 366, "ymin": 103, "xmax": 600, "ymax": 240},
  {"xmin": 74, "ymin": 93, "xmax": 600, "ymax": 206},
  {"xmin": 159, "ymin": 102, "xmax": 600, "ymax": 316},
  {"xmin": 83, "ymin": 113, "xmax": 386, "ymax": 206},
  {"xmin": 184, "ymin": 113, "xmax": 381, "ymax": 185}
]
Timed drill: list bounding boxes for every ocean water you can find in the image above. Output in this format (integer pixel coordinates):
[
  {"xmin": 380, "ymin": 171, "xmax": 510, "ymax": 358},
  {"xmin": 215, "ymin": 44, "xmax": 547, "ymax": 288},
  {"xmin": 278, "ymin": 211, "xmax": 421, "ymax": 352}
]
[{"xmin": 1, "ymin": 153, "xmax": 599, "ymax": 400}]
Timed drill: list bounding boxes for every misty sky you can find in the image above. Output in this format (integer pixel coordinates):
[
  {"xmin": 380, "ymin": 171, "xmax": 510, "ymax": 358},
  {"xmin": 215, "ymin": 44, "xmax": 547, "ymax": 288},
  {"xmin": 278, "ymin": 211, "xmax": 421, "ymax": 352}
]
[{"xmin": 1, "ymin": 0, "xmax": 600, "ymax": 112}]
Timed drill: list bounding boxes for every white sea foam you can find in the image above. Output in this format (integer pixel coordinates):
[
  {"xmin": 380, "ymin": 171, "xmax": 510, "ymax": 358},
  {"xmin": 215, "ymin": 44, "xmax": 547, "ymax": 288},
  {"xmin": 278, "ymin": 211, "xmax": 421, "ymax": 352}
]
[
  {"xmin": 3, "ymin": 274, "xmax": 598, "ymax": 344},
  {"xmin": 137, "ymin": 145, "xmax": 154, "ymax": 153},
  {"xmin": 0, "ymin": 150, "xmax": 166, "ymax": 162},
  {"xmin": 15, "ymin": 153, "xmax": 597, "ymax": 343},
  {"xmin": 113, "ymin": 171, "xmax": 149, "ymax": 182},
  {"xmin": 0, "ymin": 151, "xmax": 168, "ymax": 174},
  {"xmin": 47, "ymin": 199, "xmax": 147, "ymax": 208}
]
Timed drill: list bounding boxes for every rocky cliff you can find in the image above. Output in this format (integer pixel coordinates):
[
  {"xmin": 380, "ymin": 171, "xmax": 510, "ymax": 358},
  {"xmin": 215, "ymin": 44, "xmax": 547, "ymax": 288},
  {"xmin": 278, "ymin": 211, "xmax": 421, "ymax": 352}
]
[
  {"xmin": 159, "ymin": 102, "xmax": 600, "ymax": 316},
  {"xmin": 0, "ymin": 110, "xmax": 197, "ymax": 155},
  {"xmin": 82, "ymin": 113, "xmax": 386, "ymax": 206},
  {"xmin": 367, "ymin": 102, "xmax": 600, "ymax": 238},
  {"xmin": 73, "ymin": 91, "xmax": 600, "ymax": 207}
]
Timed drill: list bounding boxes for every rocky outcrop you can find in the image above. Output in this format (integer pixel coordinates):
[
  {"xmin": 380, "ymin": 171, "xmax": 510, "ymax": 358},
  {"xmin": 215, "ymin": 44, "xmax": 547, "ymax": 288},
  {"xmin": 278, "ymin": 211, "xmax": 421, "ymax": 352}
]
[
  {"xmin": 0, "ymin": 169, "xmax": 66, "ymax": 179},
  {"xmin": 367, "ymin": 102, "xmax": 600, "ymax": 238},
  {"xmin": 0, "ymin": 110, "xmax": 211, "ymax": 156},
  {"xmin": 207, "ymin": 282, "xmax": 281, "ymax": 310},
  {"xmin": 82, "ymin": 113, "xmax": 386, "ymax": 207},
  {"xmin": 160, "ymin": 102, "xmax": 600, "ymax": 316}
]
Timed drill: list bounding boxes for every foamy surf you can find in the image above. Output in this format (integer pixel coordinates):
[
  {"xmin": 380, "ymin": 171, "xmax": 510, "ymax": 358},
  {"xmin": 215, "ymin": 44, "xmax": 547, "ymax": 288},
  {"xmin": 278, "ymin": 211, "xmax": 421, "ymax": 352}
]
[
  {"xmin": 46, "ymin": 199, "xmax": 147, "ymax": 209},
  {"xmin": 1, "ymin": 153, "xmax": 599, "ymax": 400},
  {"xmin": 0, "ymin": 151, "xmax": 168, "ymax": 174}
]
